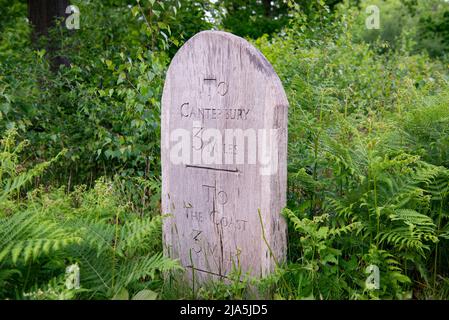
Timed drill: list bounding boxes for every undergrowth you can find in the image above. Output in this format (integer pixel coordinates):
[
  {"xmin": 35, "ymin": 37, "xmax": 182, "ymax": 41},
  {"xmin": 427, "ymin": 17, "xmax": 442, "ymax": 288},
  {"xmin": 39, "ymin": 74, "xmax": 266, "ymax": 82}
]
[{"xmin": 1, "ymin": 0, "xmax": 449, "ymax": 300}]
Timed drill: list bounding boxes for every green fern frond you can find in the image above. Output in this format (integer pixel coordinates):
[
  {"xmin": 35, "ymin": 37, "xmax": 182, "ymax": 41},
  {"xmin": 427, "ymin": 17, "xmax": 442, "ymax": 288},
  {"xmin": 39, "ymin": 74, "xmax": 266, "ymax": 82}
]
[
  {"xmin": 118, "ymin": 215, "xmax": 162, "ymax": 256},
  {"xmin": 0, "ymin": 211, "xmax": 82, "ymax": 264},
  {"xmin": 390, "ymin": 209, "xmax": 435, "ymax": 227},
  {"xmin": 329, "ymin": 221, "xmax": 363, "ymax": 237},
  {"xmin": 377, "ymin": 226, "xmax": 436, "ymax": 255},
  {"xmin": 114, "ymin": 252, "xmax": 181, "ymax": 291}
]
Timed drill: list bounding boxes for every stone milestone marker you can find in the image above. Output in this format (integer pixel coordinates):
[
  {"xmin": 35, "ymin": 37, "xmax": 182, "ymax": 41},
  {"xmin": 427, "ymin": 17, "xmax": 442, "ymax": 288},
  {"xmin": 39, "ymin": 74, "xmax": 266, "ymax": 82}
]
[{"xmin": 161, "ymin": 31, "xmax": 288, "ymax": 284}]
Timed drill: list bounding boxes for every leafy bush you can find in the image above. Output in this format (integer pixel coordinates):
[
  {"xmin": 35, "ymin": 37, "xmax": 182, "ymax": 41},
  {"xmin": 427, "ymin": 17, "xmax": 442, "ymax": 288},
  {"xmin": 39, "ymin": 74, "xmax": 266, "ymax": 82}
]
[
  {"xmin": 1, "ymin": 0, "xmax": 449, "ymax": 300},
  {"xmin": 255, "ymin": 5, "xmax": 449, "ymax": 299},
  {"xmin": 0, "ymin": 129, "xmax": 181, "ymax": 299}
]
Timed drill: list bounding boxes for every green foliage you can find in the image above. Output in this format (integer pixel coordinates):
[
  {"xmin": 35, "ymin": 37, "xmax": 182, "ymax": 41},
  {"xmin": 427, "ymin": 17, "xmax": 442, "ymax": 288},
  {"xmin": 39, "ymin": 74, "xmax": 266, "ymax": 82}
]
[
  {"xmin": 344, "ymin": 0, "xmax": 449, "ymax": 57},
  {"xmin": 1, "ymin": 0, "xmax": 449, "ymax": 300},
  {"xmin": 255, "ymin": 5, "xmax": 449, "ymax": 298},
  {"xmin": 215, "ymin": 0, "xmax": 345, "ymax": 39},
  {"xmin": 216, "ymin": 0, "xmax": 291, "ymax": 39},
  {"xmin": 0, "ymin": 131, "xmax": 180, "ymax": 299},
  {"xmin": 0, "ymin": 0, "xmax": 211, "ymax": 189}
]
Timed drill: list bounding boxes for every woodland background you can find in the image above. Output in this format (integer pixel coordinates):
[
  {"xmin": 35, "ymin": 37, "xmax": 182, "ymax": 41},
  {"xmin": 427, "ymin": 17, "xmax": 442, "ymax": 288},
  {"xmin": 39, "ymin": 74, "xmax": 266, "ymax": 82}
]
[{"xmin": 0, "ymin": 0, "xmax": 449, "ymax": 299}]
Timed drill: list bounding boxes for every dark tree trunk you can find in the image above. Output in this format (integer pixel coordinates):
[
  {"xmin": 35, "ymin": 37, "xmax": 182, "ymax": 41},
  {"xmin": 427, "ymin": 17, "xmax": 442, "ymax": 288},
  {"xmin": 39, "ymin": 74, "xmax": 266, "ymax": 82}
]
[
  {"xmin": 262, "ymin": 0, "xmax": 271, "ymax": 17},
  {"xmin": 28, "ymin": 0, "xmax": 71, "ymax": 70}
]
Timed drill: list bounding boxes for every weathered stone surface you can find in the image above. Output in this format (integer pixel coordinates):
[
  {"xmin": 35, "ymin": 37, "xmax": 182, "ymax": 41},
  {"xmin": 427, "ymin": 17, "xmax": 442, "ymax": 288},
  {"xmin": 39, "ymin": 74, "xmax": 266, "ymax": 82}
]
[{"xmin": 161, "ymin": 30, "xmax": 288, "ymax": 284}]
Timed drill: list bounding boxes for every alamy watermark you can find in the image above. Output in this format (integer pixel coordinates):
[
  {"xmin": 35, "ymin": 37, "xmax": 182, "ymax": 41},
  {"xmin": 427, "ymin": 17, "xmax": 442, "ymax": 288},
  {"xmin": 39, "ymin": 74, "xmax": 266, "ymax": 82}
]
[
  {"xmin": 65, "ymin": 5, "xmax": 80, "ymax": 30},
  {"xmin": 365, "ymin": 5, "xmax": 380, "ymax": 30},
  {"xmin": 65, "ymin": 263, "xmax": 80, "ymax": 290},
  {"xmin": 167, "ymin": 121, "xmax": 280, "ymax": 176},
  {"xmin": 365, "ymin": 264, "xmax": 380, "ymax": 290}
]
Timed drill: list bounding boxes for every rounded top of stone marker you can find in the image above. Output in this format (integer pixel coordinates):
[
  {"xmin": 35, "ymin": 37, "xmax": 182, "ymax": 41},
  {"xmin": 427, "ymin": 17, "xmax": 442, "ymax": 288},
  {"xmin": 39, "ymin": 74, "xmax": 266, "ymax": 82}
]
[
  {"xmin": 167, "ymin": 30, "xmax": 288, "ymax": 107},
  {"xmin": 166, "ymin": 30, "xmax": 288, "ymax": 107}
]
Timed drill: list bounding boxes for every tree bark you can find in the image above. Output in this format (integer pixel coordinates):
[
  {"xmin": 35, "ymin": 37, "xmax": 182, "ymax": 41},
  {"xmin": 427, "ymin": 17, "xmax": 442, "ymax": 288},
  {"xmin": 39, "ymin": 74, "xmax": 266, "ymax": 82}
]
[
  {"xmin": 262, "ymin": 0, "xmax": 271, "ymax": 17},
  {"xmin": 28, "ymin": 0, "xmax": 71, "ymax": 70}
]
